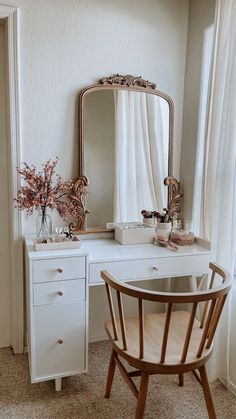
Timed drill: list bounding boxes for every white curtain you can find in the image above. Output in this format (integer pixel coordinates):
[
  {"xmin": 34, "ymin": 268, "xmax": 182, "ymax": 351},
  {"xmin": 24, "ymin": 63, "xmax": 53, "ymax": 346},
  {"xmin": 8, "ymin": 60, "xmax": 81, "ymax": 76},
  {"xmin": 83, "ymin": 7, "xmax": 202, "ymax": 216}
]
[
  {"xmin": 193, "ymin": 0, "xmax": 236, "ymax": 384},
  {"xmin": 113, "ymin": 90, "xmax": 168, "ymax": 222}
]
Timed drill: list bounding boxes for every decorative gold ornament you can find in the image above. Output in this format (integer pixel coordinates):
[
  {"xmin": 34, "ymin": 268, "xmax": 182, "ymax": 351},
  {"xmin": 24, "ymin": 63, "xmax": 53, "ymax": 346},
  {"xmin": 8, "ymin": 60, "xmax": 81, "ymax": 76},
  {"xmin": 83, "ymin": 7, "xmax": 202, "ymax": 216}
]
[
  {"xmin": 164, "ymin": 176, "xmax": 183, "ymax": 220},
  {"xmin": 69, "ymin": 176, "xmax": 90, "ymax": 232},
  {"xmin": 100, "ymin": 74, "xmax": 156, "ymax": 90}
]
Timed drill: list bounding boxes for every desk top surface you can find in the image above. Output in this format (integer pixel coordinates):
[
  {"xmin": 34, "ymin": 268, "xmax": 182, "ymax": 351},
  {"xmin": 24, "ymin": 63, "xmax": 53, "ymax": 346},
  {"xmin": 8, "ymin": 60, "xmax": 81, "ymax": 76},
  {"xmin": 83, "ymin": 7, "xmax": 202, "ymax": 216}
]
[
  {"xmin": 25, "ymin": 237, "xmax": 210, "ymax": 262},
  {"xmin": 82, "ymin": 238, "xmax": 210, "ymax": 263}
]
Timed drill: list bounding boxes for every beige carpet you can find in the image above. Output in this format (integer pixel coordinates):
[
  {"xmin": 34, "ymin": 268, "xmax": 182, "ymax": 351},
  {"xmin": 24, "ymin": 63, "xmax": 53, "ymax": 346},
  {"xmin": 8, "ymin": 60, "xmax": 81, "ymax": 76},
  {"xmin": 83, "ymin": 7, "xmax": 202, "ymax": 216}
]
[{"xmin": 0, "ymin": 341, "xmax": 236, "ymax": 419}]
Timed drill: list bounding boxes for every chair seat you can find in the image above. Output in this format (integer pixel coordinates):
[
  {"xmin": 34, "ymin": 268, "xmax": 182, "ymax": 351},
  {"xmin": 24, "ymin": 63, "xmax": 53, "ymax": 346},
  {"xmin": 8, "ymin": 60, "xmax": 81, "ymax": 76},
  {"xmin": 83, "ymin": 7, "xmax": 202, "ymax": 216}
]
[{"xmin": 105, "ymin": 310, "xmax": 212, "ymax": 369}]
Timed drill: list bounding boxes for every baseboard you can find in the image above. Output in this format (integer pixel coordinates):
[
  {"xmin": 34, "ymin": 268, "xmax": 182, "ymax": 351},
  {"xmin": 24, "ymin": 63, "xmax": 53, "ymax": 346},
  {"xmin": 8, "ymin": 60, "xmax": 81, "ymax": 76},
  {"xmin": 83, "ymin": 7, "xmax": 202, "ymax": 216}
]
[
  {"xmin": 89, "ymin": 334, "xmax": 108, "ymax": 343},
  {"xmin": 0, "ymin": 344, "xmax": 11, "ymax": 350},
  {"xmin": 219, "ymin": 377, "xmax": 236, "ymax": 397},
  {"xmin": 228, "ymin": 380, "xmax": 236, "ymax": 397}
]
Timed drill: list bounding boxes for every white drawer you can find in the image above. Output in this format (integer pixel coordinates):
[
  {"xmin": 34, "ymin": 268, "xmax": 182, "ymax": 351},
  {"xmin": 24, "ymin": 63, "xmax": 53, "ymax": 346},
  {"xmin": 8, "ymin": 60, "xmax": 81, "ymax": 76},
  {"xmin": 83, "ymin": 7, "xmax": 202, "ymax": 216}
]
[
  {"xmin": 33, "ymin": 279, "xmax": 86, "ymax": 306},
  {"xmin": 33, "ymin": 256, "xmax": 85, "ymax": 283},
  {"xmin": 90, "ymin": 254, "xmax": 209, "ymax": 284},
  {"xmin": 33, "ymin": 302, "xmax": 86, "ymax": 380}
]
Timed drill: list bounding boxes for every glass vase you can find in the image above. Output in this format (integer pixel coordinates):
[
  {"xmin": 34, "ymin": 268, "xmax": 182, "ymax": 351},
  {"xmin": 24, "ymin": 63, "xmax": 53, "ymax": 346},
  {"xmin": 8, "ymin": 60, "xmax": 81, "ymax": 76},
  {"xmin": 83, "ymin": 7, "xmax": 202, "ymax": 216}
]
[{"xmin": 36, "ymin": 206, "xmax": 52, "ymax": 238}]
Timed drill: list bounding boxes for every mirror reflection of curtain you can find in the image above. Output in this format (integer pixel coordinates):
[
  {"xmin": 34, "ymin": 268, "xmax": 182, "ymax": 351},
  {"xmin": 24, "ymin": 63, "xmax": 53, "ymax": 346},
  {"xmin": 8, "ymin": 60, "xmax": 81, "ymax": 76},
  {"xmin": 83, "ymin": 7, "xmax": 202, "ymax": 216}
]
[{"xmin": 113, "ymin": 90, "xmax": 168, "ymax": 222}]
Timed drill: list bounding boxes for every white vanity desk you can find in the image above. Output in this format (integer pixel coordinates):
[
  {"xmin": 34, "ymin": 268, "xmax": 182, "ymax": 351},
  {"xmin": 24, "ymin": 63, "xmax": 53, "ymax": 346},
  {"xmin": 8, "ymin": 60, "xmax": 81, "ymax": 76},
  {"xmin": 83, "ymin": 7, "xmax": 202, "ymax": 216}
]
[{"xmin": 25, "ymin": 236, "xmax": 210, "ymax": 391}]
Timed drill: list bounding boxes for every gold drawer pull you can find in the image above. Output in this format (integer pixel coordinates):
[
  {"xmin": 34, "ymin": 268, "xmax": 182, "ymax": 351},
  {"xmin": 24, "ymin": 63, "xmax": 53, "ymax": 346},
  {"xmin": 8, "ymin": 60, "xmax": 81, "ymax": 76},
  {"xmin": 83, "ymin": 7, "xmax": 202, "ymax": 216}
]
[
  {"xmin": 57, "ymin": 338, "xmax": 63, "ymax": 345},
  {"xmin": 152, "ymin": 266, "xmax": 159, "ymax": 271},
  {"xmin": 57, "ymin": 268, "xmax": 63, "ymax": 273},
  {"xmin": 57, "ymin": 291, "xmax": 64, "ymax": 296}
]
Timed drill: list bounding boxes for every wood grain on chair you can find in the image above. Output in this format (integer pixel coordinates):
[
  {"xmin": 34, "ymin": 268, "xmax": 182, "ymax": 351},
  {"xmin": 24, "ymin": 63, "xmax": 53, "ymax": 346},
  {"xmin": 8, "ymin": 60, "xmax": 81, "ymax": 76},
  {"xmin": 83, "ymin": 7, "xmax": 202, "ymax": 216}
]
[{"xmin": 101, "ymin": 263, "xmax": 231, "ymax": 419}]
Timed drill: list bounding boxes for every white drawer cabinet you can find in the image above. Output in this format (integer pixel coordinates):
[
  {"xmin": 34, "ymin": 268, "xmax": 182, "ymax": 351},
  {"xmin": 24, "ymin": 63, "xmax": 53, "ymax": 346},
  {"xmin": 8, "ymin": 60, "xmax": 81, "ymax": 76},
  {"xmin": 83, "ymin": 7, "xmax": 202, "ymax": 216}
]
[{"xmin": 25, "ymin": 241, "xmax": 88, "ymax": 391}]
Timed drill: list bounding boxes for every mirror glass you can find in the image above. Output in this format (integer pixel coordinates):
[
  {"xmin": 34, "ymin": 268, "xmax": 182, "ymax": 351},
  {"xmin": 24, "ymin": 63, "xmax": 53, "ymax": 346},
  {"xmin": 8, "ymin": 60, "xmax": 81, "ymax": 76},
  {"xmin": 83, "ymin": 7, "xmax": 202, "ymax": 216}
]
[{"xmin": 83, "ymin": 88, "xmax": 171, "ymax": 228}]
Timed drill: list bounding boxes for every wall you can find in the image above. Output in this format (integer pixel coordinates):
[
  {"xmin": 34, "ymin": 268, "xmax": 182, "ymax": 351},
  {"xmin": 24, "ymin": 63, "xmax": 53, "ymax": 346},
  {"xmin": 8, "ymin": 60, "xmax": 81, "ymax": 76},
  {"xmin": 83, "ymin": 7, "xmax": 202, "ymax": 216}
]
[
  {"xmin": 180, "ymin": 0, "xmax": 216, "ymax": 220},
  {"xmin": 3, "ymin": 0, "xmax": 189, "ymax": 233},
  {"xmin": 2, "ymin": 0, "xmax": 189, "ymax": 342}
]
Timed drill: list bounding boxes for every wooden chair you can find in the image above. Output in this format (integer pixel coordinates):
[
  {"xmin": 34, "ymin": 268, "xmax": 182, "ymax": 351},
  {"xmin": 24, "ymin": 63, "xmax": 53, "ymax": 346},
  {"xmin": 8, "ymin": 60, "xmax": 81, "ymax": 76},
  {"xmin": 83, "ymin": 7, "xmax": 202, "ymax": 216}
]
[{"xmin": 101, "ymin": 263, "xmax": 231, "ymax": 419}]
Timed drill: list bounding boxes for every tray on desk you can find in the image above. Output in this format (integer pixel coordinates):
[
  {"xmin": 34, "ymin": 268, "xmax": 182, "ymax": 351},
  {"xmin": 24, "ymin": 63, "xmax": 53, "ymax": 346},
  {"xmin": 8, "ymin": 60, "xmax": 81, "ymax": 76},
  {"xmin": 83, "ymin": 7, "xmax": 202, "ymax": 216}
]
[{"xmin": 34, "ymin": 236, "xmax": 81, "ymax": 251}]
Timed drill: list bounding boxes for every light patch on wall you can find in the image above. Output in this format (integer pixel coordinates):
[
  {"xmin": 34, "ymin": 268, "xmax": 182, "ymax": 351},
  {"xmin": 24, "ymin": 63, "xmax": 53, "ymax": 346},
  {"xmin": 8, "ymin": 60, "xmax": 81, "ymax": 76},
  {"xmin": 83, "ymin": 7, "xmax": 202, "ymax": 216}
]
[{"xmin": 192, "ymin": 24, "xmax": 214, "ymax": 238}]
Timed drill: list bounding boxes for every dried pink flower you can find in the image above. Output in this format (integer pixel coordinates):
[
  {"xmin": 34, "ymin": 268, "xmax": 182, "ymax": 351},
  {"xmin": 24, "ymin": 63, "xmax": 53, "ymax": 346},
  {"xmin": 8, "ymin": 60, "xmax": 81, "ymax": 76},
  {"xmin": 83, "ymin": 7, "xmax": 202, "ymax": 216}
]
[{"xmin": 15, "ymin": 158, "xmax": 87, "ymax": 221}]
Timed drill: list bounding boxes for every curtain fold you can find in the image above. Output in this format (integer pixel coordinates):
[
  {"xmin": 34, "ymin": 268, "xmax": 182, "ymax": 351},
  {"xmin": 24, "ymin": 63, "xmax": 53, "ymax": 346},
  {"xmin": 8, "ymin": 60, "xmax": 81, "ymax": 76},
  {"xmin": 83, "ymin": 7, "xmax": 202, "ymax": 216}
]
[
  {"xmin": 193, "ymin": 0, "xmax": 236, "ymax": 384},
  {"xmin": 113, "ymin": 90, "xmax": 168, "ymax": 222}
]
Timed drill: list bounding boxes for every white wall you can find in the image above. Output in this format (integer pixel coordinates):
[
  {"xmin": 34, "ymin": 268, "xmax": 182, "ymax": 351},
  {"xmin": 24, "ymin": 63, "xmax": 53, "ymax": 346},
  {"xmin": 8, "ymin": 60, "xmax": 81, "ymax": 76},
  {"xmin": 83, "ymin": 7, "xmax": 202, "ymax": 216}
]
[{"xmin": 3, "ymin": 0, "xmax": 189, "ymax": 234}]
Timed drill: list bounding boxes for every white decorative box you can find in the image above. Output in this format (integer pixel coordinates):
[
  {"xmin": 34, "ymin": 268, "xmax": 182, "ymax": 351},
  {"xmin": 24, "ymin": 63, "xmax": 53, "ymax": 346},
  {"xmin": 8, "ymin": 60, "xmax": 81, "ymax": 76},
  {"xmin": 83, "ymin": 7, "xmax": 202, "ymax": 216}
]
[
  {"xmin": 115, "ymin": 222, "xmax": 155, "ymax": 245},
  {"xmin": 34, "ymin": 235, "xmax": 81, "ymax": 251}
]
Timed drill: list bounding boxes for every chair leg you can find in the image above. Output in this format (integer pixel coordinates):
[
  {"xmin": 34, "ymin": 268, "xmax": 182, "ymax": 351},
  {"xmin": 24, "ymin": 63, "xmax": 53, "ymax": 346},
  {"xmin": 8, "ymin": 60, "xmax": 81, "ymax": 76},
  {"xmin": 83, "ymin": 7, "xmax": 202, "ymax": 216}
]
[
  {"xmin": 179, "ymin": 373, "xmax": 184, "ymax": 386},
  {"xmin": 135, "ymin": 372, "xmax": 149, "ymax": 419},
  {"xmin": 105, "ymin": 349, "xmax": 117, "ymax": 398},
  {"xmin": 198, "ymin": 365, "xmax": 217, "ymax": 419}
]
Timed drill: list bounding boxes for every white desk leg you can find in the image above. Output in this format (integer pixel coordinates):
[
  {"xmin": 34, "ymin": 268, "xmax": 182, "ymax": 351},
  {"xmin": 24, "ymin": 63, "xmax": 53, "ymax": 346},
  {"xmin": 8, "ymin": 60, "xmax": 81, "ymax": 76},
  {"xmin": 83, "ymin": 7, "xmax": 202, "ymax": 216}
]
[
  {"xmin": 165, "ymin": 277, "xmax": 172, "ymax": 293},
  {"xmin": 189, "ymin": 275, "xmax": 198, "ymax": 293},
  {"xmin": 55, "ymin": 378, "xmax": 62, "ymax": 392}
]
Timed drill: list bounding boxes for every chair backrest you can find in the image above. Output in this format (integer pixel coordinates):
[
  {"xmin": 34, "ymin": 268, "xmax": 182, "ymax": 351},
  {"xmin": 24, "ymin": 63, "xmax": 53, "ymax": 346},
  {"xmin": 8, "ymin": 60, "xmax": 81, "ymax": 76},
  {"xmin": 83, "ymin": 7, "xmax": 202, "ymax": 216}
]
[{"xmin": 101, "ymin": 262, "xmax": 231, "ymax": 364}]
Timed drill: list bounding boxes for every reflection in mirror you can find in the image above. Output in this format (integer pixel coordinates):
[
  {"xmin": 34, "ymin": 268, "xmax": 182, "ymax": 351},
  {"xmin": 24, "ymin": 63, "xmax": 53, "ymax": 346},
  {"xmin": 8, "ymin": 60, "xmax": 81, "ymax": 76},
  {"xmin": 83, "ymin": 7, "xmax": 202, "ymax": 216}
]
[{"xmin": 84, "ymin": 89, "xmax": 170, "ymax": 228}]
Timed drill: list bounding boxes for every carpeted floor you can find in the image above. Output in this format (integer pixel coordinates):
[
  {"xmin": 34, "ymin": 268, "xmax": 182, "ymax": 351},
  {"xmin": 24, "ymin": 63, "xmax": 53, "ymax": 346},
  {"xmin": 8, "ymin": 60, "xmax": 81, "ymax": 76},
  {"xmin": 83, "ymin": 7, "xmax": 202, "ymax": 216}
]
[{"xmin": 0, "ymin": 340, "xmax": 236, "ymax": 418}]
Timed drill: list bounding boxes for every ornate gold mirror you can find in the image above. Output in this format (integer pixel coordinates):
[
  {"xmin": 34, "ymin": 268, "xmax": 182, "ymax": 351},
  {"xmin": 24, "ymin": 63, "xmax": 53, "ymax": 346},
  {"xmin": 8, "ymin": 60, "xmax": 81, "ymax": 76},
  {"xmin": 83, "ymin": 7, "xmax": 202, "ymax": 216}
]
[{"xmin": 70, "ymin": 75, "xmax": 175, "ymax": 231}]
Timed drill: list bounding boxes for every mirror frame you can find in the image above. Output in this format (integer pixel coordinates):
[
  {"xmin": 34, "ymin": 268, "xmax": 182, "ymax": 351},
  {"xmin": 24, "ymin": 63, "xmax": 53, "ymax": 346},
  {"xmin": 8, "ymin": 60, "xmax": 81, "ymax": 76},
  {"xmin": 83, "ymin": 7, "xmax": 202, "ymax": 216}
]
[{"xmin": 70, "ymin": 75, "xmax": 174, "ymax": 232}]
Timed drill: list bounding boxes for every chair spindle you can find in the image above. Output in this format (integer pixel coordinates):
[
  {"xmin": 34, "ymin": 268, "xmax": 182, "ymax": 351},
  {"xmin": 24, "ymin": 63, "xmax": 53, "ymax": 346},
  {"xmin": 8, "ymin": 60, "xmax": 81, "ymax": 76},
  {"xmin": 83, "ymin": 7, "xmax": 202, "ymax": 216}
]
[
  {"xmin": 206, "ymin": 294, "xmax": 228, "ymax": 349},
  {"xmin": 105, "ymin": 283, "xmax": 118, "ymax": 340},
  {"xmin": 116, "ymin": 290, "xmax": 127, "ymax": 350},
  {"xmin": 197, "ymin": 299, "xmax": 216, "ymax": 357},
  {"xmin": 200, "ymin": 270, "xmax": 216, "ymax": 328},
  {"xmin": 160, "ymin": 303, "xmax": 172, "ymax": 364},
  {"xmin": 181, "ymin": 301, "xmax": 198, "ymax": 363},
  {"xmin": 138, "ymin": 299, "xmax": 144, "ymax": 359}
]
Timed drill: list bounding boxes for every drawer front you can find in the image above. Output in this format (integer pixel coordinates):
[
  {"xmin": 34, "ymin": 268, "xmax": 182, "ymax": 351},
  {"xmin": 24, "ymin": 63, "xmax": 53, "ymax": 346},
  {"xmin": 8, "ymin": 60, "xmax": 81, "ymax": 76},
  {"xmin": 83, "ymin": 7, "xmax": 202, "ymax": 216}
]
[
  {"xmin": 33, "ymin": 302, "xmax": 86, "ymax": 380},
  {"xmin": 90, "ymin": 254, "xmax": 210, "ymax": 284},
  {"xmin": 34, "ymin": 279, "xmax": 86, "ymax": 306},
  {"xmin": 33, "ymin": 256, "xmax": 85, "ymax": 283}
]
